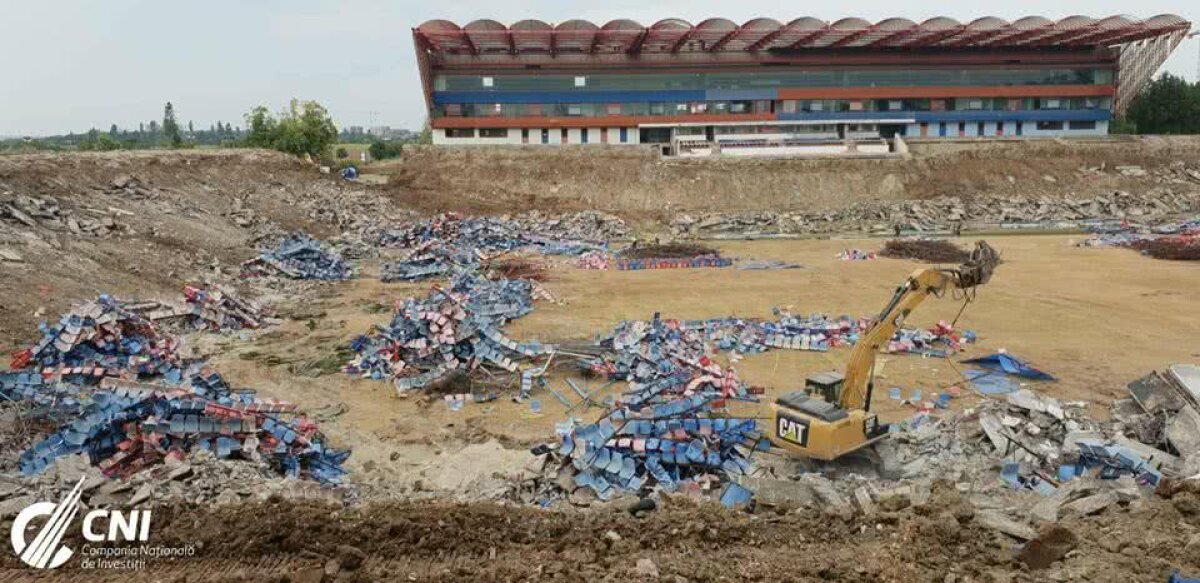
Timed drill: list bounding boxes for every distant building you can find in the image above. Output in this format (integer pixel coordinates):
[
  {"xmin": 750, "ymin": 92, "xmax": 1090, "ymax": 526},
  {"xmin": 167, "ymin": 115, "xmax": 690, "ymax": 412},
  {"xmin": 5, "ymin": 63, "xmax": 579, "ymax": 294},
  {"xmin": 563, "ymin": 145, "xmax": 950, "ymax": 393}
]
[{"xmin": 413, "ymin": 15, "xmax": 1190, "ymax": 151}]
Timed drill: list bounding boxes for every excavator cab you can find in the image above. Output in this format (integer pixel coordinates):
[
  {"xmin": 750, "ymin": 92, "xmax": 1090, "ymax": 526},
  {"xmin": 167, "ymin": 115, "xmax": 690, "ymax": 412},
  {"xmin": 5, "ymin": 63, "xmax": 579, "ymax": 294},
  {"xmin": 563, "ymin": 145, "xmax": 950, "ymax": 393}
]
[{"xmin": 772, "ymin": 372, "xmax": 890, "ymax": 460}]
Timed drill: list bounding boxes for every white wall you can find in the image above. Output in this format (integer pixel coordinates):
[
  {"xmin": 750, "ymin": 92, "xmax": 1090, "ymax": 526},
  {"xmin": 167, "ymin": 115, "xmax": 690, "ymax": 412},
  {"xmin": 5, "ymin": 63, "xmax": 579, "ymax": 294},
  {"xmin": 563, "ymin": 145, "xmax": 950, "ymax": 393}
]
[{"xmin": 433, "ymin": 127, "xmax": 641, "ymax": 146}]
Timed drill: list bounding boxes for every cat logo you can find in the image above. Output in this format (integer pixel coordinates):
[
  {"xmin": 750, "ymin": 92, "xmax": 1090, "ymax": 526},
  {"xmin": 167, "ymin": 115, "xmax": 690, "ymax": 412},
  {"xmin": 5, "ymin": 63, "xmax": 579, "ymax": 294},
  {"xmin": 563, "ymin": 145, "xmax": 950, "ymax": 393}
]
[{"xmin": 776, "ymin": 414, "xmax": 809, "ymax": 447}]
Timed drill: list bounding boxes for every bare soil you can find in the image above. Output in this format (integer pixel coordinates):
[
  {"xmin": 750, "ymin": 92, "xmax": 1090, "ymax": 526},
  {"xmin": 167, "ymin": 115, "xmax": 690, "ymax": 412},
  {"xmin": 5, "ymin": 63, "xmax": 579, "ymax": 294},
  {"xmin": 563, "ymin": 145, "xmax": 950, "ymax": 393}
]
[
  {"xmin": 377, "ymin": 137, "xmax": 1200, "ymax": 217},
  {"xmin": 4, "ymin": 481, "xmax": 1200, "ymax": 582}
]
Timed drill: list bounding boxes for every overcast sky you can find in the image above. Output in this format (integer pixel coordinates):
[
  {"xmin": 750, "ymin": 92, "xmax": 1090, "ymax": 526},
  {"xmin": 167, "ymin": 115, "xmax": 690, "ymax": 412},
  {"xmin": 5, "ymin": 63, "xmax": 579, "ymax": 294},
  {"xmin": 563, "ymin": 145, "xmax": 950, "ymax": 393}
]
[{"xmin": 1, "ymin": 0, "xmax": 1196, "ymax": 136}]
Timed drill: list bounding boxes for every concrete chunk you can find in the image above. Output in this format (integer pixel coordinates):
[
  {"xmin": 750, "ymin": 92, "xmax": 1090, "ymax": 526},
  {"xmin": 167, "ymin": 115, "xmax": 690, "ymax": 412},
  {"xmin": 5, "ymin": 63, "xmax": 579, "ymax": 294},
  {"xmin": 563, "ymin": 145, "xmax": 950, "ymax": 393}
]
[
  {"xmin": 1061, "ymin": 491, "xmax": 1118, "ymax": 516},
  {"xmin": 975, "ymin": 510, "xmax": 1036, "ymax": 540}
]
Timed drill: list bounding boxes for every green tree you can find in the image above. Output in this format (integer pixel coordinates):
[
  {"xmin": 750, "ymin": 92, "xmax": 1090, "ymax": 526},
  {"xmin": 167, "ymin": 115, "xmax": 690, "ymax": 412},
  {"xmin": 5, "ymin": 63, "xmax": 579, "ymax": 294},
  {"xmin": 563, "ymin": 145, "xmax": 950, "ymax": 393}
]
[
  {"xmin": 79, "ymin": 129, "xmax": 122, "ymax": 151},
  {"xmin": 417, "ymin": 118, "xmax": 432, "ymax": 145},
  {"xmin": 335, "ymin": 147, "xmax": 349, "ymax": 159},
  {"xmin": 163, "ymin": 102, "xmax": 182, "ymax": 147},
  {"xmin": 242, "ymin": 100, "xmax": 338, "ymax": 158},
  {"xmin": 109, "ymin": 124, "xmax": 119, "ymax": 138},
  {"xmin": 243, "ymin": 106, "xmax": 278, "ymax": 148},
  {"xmin": 1126, "ymin": 73, "xmax": 1200, "ymax": 135},
  {"xmin": 368, "ymin": 140, "xmax": 403, "ymax": 160}
]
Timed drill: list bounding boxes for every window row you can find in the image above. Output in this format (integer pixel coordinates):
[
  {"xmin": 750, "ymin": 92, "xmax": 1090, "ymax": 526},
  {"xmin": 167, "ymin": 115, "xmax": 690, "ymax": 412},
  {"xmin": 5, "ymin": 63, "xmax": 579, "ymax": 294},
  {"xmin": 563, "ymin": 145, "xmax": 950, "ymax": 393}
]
[
  {"xmin": 436, "ymin": 69, "xmax": 1113, "ymax": 92},
  {"xmin": 444, "ymin": 127, "xmax": 634, "ymax": 144},
  {"xmin": 435, "ymin": 97, "xmax": 1111, "ymax": 118}
]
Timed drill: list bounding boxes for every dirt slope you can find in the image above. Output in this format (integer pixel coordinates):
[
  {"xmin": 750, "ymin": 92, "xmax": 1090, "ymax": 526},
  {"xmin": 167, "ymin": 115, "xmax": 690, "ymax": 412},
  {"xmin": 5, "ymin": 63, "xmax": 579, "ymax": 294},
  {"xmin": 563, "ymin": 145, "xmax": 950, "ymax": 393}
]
[
  {"xmin": 379, "ymin": 137, "xmax": 1200, "ymax": 216},
  {"xmin": 0, "ymin": 150, "xmax": 406, "ymax": 350}
]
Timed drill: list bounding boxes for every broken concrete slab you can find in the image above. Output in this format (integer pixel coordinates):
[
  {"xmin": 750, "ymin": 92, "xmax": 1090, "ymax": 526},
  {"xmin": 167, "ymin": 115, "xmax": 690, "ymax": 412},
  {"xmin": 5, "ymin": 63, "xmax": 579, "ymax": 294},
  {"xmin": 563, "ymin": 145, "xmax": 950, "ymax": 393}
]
[
  {"xmin": 975, "ymin": 509, "xmax": 1036, "ymax": 540},
  {"xmin": 739, "ymin": 477, "xmax": 815, "ymax": 507},
  {"xmin": 0, "ymin": 495, "xmax": 35, "ymax": 519},
  {"xmin": 1127, "ymin": 371, "xmax": 1185, "ymax": 414},
  {"xmin": 1168, "ymin": 406, "xmax": 1200, "ymax": 459},
  {"xmin": 800, "ymin": 474, "xmax": 849, "ymax": 509},
  {"xmin": 1061, "ymin": 491, "xmax": 1119, "ymax": 516}
]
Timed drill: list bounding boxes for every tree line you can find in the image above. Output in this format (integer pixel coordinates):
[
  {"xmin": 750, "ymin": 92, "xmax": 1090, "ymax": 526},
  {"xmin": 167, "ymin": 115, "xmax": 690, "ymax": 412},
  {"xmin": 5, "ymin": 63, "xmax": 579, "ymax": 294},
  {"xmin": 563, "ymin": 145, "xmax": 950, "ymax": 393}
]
[
  {"xmin": 3, "ymin": 101, "xmax": 428, "ymax": 161},
  {"xmin": 1118, "ymin": 73, "xmax": 1200, "ymax": 135}
]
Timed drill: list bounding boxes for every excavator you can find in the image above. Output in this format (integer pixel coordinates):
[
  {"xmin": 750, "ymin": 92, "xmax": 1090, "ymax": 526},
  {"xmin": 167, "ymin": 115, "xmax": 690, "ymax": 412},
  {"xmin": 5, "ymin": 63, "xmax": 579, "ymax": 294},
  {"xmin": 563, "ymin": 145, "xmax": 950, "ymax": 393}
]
[{"xmin": 770, "ymin": 240, "xmax": 1000, "ymax": 461}]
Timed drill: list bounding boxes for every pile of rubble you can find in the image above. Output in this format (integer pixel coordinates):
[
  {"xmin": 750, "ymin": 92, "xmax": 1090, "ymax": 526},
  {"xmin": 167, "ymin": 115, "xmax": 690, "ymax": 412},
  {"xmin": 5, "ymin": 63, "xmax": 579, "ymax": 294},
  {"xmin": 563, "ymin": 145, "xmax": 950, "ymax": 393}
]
[
  {"xmin": 103, "ymin": 174, "xmax": 158, "ymax": 198},
  {"xmin": 379, "ymin": 212, "xmax": 612, "ymax": 282},
  {"xmin": 242, "ymin": 233, "xmax": 353, "ymax": 280},
  {"xmin": 1077, "ymin": 215, "xmax": 1200, "ymax": 260},
  {"xmin": 129, "ymin": 283, "xmax": 273, "ymax": 332},
  {"xmin": 672, "ymin": 189, "xmax": 1199, "ymax": 236},
  {"xmin": 0, "ymin": 295, "xmax": 348, "ymax": 487},
  {"xmin": 0, "ymin": 371, "xmax": 347, "ymax": 484},
  {"xmin": 537, "ymin": 313, "xmax": 768, "ymax": 504},
  {"xmin": 1, "ymin": 194, "xmax": 129, "ymax": 237},
  {"xmin": 9, "ymin": 295, "xmax": 182, "ymax": 380},
  {"xmin": 345, "ymin": 272, "xmax": 552, "ymax": 393}
]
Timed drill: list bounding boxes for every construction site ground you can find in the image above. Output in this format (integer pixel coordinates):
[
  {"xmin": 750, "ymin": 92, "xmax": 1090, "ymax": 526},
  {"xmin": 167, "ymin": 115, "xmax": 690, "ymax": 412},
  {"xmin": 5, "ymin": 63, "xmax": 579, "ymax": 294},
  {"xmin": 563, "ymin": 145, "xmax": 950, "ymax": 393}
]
[
  {"xmin": 208, "ymin": 234, "xmax": 1199, "ymax": 482},
  {"xmin": 2, "ymin": 145, "xmax": 1199, "ymax": 582}
]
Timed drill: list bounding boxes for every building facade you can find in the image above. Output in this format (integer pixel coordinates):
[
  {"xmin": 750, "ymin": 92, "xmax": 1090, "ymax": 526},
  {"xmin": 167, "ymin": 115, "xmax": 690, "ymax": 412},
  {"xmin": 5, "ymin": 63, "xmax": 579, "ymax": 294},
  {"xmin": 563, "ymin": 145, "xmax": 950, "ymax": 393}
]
[{"xmin": 413, "ymin": 16, "xmax": 1190, "ymax": 150}]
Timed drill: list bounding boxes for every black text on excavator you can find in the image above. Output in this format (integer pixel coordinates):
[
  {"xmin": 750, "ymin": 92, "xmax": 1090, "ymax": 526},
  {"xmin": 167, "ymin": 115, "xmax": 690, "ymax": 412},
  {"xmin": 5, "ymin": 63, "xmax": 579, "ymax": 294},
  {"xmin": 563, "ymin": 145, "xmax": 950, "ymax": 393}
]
[{"xmin": 770, "ymin": 241, "xmax": 1001, "ymax": 461}]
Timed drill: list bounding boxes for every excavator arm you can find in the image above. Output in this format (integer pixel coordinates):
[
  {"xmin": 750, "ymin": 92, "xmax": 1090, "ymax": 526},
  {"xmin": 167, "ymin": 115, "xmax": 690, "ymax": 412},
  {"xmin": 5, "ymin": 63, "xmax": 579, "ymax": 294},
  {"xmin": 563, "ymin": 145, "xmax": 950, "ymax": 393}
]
[{"xmin": 840, "ymin": 241, "xmax": 1000, "ymax": 412}]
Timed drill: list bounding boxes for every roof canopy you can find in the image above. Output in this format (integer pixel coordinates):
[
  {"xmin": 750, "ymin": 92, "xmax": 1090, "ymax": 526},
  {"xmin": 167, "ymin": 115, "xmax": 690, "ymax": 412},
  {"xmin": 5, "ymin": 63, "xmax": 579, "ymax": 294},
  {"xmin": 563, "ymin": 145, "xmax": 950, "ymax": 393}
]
[{"xmin": 415, "ymin": 15, "xmax": 1189, "ymax": 55}]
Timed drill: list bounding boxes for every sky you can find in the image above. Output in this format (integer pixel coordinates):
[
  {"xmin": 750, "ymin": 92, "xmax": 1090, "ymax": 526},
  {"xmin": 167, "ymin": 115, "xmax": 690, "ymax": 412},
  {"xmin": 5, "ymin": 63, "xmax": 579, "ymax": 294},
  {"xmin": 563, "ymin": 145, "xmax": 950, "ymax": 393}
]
[{"xmin": 0, "ymin": 0, "xmax": 1196, "ymax": 136}]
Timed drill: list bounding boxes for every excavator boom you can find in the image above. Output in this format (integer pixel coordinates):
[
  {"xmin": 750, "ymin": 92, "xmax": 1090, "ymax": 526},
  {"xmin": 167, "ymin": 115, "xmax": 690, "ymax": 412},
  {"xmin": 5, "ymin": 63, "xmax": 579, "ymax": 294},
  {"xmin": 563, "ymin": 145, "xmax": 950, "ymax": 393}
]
[{"xmin": 841, "ymin": 240, "xmax": 999, "ymax": 411}]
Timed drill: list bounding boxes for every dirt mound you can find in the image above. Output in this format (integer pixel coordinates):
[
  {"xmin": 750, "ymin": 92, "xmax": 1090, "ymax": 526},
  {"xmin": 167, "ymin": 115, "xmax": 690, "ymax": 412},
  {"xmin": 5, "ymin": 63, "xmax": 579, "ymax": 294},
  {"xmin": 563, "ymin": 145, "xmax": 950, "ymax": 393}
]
[
  {"xmin": 6, "ymin": 482, "xmax": 1198, "ymax": 582},
  {"xmin": 0, "ymin": 150, "xmax": 408, "ymax": 349},
  {"xmin": 880, "ymin": 238, "xmax": 972, "ymax": 263}
]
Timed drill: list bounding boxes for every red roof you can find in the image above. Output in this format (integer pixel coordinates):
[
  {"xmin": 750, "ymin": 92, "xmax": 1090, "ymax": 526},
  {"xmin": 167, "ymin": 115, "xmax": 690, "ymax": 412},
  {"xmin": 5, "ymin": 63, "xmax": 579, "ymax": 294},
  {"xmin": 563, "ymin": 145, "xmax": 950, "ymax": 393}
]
[{"xmin": 415, "ymin": 15, "xmax": 1189, "ymax": 55}]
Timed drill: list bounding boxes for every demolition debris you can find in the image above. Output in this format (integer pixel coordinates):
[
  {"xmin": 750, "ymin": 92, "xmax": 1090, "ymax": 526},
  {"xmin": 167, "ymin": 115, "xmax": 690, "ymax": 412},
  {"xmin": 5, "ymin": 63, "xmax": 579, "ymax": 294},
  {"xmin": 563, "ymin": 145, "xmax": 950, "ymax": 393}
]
[{"xmin": 242, "ymin": 234, "xmax": 353, "ymax": 280}]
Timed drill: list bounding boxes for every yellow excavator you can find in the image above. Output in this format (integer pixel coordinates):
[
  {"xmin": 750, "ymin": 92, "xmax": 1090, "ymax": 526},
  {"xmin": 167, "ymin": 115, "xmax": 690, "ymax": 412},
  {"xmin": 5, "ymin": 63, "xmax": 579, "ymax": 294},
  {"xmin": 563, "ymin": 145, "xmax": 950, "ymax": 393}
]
[{"xmin": 770, "ymin": 240, "xmax": 1000, "ymax": 461}]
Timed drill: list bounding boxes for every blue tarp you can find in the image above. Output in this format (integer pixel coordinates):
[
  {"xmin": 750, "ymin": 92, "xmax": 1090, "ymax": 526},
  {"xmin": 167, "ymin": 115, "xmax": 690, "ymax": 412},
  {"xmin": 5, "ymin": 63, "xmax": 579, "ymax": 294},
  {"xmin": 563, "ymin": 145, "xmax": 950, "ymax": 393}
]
[
  {"xmin": 961, "ymin": 353, "xmax": 1055, "ymax": 381},
  {"xmin": 965, "ymin": 368, "xmax": 1020, "ymax": 395}
]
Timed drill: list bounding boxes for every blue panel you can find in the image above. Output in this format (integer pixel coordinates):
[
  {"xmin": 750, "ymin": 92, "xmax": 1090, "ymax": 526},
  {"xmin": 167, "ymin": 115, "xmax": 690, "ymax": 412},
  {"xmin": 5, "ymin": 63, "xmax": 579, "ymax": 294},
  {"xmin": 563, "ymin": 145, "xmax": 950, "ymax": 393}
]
[
  {"xmin": 433, "ymin": 90, "xmax": 707, "ymax": 105},
  {"xmin": 775, "ymin": 109, "xmax": 1110, "ymax": 123},
  {"xmin": 914, "ymin": 109, "xmax": 1111, "ymax": 123},
  {"xmin": 704, "ymin": 89, "xmax": 776, "ymax": 101}
]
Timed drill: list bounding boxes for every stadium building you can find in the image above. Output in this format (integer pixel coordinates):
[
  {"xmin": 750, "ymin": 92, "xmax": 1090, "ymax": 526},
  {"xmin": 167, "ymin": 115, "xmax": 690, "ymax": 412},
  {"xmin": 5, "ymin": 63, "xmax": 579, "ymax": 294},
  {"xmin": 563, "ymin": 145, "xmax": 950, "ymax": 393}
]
[{"xmin": 413, "ymin": 15, "xmax": 1190, "ymax": 154}]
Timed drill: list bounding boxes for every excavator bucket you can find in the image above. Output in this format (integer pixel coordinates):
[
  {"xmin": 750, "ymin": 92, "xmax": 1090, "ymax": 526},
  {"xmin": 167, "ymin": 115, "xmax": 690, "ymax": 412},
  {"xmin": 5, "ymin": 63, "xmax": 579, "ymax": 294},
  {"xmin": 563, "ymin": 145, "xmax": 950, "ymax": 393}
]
[{"xmin": 957, "ymin": 241, "xmax": 999, "ymax": 288}]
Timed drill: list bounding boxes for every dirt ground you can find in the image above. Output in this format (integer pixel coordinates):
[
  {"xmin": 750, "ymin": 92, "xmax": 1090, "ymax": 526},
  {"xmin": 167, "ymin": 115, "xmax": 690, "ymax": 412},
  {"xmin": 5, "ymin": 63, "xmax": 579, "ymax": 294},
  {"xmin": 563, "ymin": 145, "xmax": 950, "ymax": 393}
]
[
  {"xmin": 5, "ymin": 481, "xmax": 1200, "ymax": 582},
  {"xmin": 3, "ymin": 148, "xmax": 1200, "ymax": 582},
  {"xmin": 194, "ymin": 235, "xmax": 1199, "ymax": 491}
]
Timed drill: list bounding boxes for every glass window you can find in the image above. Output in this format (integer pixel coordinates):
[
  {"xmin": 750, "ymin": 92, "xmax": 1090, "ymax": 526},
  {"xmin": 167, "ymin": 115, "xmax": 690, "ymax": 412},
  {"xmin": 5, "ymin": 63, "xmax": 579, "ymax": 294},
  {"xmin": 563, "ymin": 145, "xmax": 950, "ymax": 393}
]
[
  {"xmin": 437, "ymin": 68, "xmax": 1109, "ymax": 92},
  {"xmin": 479, "ymin": 128, "xmax": 507, "ymax": 138},
  {"xmin": 445, "ymin": 128, "xmax": 475, "ymax": 138},
  {"xmin": 567, "ymin": 105, "xmax": 582, "ymax": 116},
  {"xmin": 1069, "ymin": 120, "xmax": 1097, "ymax": 130},
  {"xmin": 1036, "ymin": 121, "xmax": 1064, "ymax": 130},
  {"xmin": 580, "ymin": 128, "xmax": 589, "ymax": 143}
]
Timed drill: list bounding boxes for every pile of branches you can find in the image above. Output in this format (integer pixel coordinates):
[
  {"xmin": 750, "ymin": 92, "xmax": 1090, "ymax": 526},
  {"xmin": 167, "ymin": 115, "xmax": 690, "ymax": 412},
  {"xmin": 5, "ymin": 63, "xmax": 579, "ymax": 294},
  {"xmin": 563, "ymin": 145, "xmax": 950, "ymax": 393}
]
[
  {"xmin": 879, "ymin": 239, "xmax": 971, "ymax": 263},
  {"xmin": 1133, "ymin": 238, "xmax": 1200, "ymax": 261},
  {"xmin": 621, "ymin": 242, "xmax": 719, "ymax": 260}
]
